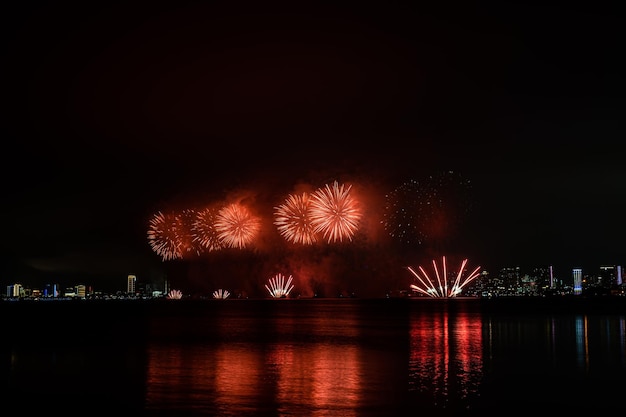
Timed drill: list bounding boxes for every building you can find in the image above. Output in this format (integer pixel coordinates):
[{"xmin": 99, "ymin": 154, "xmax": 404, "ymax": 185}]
[
  {"xmin": 6, "ymin": 283, "xmax": 24, "ymax": 298},
  {"xmin": 572, "ymin": 268, "xmax": 582, "ymax": 295},
  {"xmin": 127, "ymin": 274, "xmax": 137, "ymax": 294}
]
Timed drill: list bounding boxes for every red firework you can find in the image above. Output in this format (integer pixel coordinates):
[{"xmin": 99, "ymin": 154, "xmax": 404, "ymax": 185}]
[
  {"xmin": 309, "ymin": 181, "xmax": 362, "ymax": 243},
  {"xmin": 382, "ymin": 171, "xmax": 473, "ymax": 247},
  {"xmin": 147, "ymin": 211, "xmax": 183, "ymax": 261},
  {"xmin": 192, "ymin": 206, "xmax": 224, "ymax": 252},
  {"xmin": 214, "ymin": 203, "xmax": 261, "ymax": 249},
  {"xmin": 274, "ymin": 192, "xmax": 318, "ymax": 245},
  {"xmin": 176, "ymin": 208, "xmax": 204, "ymax": 258}
]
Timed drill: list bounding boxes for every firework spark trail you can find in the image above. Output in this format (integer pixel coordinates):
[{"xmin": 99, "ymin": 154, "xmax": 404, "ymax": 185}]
[
  {"xmin": 147, "ymin": 211, "xmax": 184, "ymax": 261},
  {"xmin": 274, "ymin": 192, "xmax": 318, "ymax": 245},
  {"xmin": 407, "ymin": 265, "xmax": 438, "ymax": 297},
  {"xmin": 265, "ymin": 273, "xmax": 295, "ymax": 298},
  {"xmin": 434, "ymin": 257, "xmax": 447, "ymax": 297},
  {"xmin": 309, "ymin": 181, "xmax": 362, "ymax": 243},
  {"xmin": 214, "ymin": 203, "xmax": 261, "ymax": 249},
  {"xmin": 408, "ymin": 256, "xmax": 481, "ymax": 297},
  {"xmin": 212, "ymin": 289, "xmax": 230, "ymax": 299},
  {"xmin": 167, "ymin": 289, "xmax": 183, "ymax": 299},
  {"xmin": 177, "ymin": 208, "xmax": 204, "ymax": 257},
  {"xmin": 192, "ymin": 207, "xmax": 224, "ymax": 252},
  {"xmin": 382, "ymin": 171, "xmax": 472, "ymax": 246}
]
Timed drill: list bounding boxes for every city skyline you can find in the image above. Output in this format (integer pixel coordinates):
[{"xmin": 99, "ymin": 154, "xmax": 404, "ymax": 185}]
[
  {"xmin": 4, "ymin": 258, "xmax": 624, "ymax": 300},
  {"xmin": 1, "ymin": 2, "xmax": 624, "ymax": 294}
]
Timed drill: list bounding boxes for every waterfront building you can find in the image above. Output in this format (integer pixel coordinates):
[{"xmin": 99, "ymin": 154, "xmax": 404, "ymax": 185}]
[
  {"xmin": 127, "ymin": 274, "xmax": 137, "ymax": 294},
  {"xmin": 573, "ymin": 268, "xmax": 582, "ymax": 295}
]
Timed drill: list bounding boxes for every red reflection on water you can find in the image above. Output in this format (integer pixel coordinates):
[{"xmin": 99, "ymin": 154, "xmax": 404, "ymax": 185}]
[
  {"xmin": 267, "ymin": 343, "xmax": 360, "ymax": 416},
  {"xmin": 145, "ymin": 342, "xmax": 361, "ymax": 415},
  {"xmin": 145, "ymin": 343, "xmax": 266, "ymax": 413},
  {"xmin": 408, "ymin": 304, "xmax": 483, "ymax": 407}
]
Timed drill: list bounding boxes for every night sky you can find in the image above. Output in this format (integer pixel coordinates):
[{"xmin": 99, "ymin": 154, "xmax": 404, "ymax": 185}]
[{"xmin": 1, "ymin": 2, "xmax": 624, "ymax": 295}]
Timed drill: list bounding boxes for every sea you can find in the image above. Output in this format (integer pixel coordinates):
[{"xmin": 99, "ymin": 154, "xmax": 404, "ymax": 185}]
[{"xmin": 2, "ymin": 296, "xmax": 626, "ymax": 416}]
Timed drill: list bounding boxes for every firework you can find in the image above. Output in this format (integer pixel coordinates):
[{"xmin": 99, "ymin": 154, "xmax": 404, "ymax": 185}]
[
  {"xmin": 214, "ymin": 203, "xmax": 261, "ymax": 249},
  {"xmin": 382, "ymin": 171, "xmax": 472, "ymax": 246},
  {"xmin": 192, "ymin": 206, "xmax": 224, "ymax": 252},
  {"xmin": 167, "ymin": 289, "xmax": 183, "ymax": 299},
  {"xmin": 309, "ymin": 181, "xmax": 362, "ymax": 243},
  {"xmin": 212, "ymin": 289, "xmax": 231, "ymax": 299},
  {"xmin": 147, "ymin": 211, "xmax": 183, "ymax": 261},
  {"xmin": 265, "ymin": 273, "xmax": 295, "ymax": 298},
  {"xmin": 408, "ymin": 256, "xmax": 481, "ymax": 298},
  {"xmin": 176, "ymin": 208, "xmax": 204, "ymax": 258},
  {"xmin": 274, "ymin": 192, "xmax": 318, "ymax": 245}
]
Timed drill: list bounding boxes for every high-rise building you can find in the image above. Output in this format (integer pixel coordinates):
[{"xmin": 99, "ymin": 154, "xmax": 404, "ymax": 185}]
[
  {"xmin": 76, "ymin": 284, "xmax": 86, "ymax": 299},
  {"xmin": 127, "ymin": 274, "xmax": 137, "ymax": 294},
  {"xmin": 7, "ymin": 283, "xmax": 24, "ymax": 298},
  {"xmin": 549, "ymin": 265, "xmax": 555, "ymax": 289},
  {"xmin": 572, "ymin": 268, "xmax": 582, "ymax": 295},
  {"xmin": 498, "ymin": 266, "xmax": 521, "ymax": 295},
  {"xmin": 599, "ymin": 265, "xmax": 619, "ymax": 288}
]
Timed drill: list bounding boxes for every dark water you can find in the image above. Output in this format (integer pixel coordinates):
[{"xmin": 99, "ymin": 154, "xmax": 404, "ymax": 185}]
[{"xmin": 2, "ymin": 297, "xmax": 626, "ymax": 416}]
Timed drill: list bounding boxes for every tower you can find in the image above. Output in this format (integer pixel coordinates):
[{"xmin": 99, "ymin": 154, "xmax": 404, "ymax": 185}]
[
  {"xmin": 127, "ymin": 274, "xmax": 137, "ymax": 294},
  {"xmin": 572, "ymin": 268, "xmax": 582, "ymax": 295}
]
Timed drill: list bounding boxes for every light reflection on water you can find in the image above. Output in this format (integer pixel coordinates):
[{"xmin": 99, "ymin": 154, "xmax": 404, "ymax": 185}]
[
  {"xmin": 144, "ymin": 299, "xmax": 409, "ymax": 416},
  {"xmin": 145, "ymin": 341, "xmax": 364, "ymax": 416},
  {"xmin": 407, "ymin": 303, "xmax": 483, "ymax": 409},
  {"xmin": 3, "ymin": 298, "xmax": 626, "ymax": 415}
]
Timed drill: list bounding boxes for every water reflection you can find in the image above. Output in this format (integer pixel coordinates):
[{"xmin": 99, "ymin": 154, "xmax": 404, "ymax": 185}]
[
  {"xmin": 144, "ymin": 299, "xmax": 410, "ymax": 416},
  {"xmin": 408, "ymin": 300, "xmax": 483, "ymax": 410},
  {"xmin": 575, "ymin": 315, "xmax": 589, "ymax": 371},
  {"xmin": 6, "ymin": 300, "xmax": 626, "ymax": 415},
  {"xmin": 142, "ymin": 300, "xmax": 626, "ymax": 414},
  {"xmin": 481, "ymin": 309, "xmax": 626, "ymax": 411},
  {"xmin": 572, "ymin": 314, "xmax": 626, "ymax": 374},
  {"xmin": 146, "ymin": 342, "xmax": 366, "ymax": 416}
]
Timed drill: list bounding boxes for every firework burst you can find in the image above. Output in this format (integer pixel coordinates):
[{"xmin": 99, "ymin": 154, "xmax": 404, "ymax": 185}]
[
  {"xmin": 309, "ymin": 181, "xmax": 362, "ymax": 243},
  {"xmin": 407, "ymin": 256, "xmax": 481, "ymax": 298},
  {"xmin": 274, "ymin": 192, "xmax": 318, "ymax": 245},
  {"xmin": 192, "ymin": 206, "xmax": 224, "ymax": 252},
  {"xmin": 176, "ymin": 208, "xmax": 204, "ymax": 258},
  {"xmin": 167, "ymin": 289, "xmax": 183, "ymax": 299},
  {"xmin": 382, "ymin": 171, "xmax": 472, "ymax": 247},
  {"xmin": 265, "ymin": 273, "xmax": 295, "ymax": 298},
  {"xmin": 147, "ymin": 211, "xmax": 184, "ymax": 261},
  {"xmin": 212, "ymin": 289, "xmax": 231, "ymax": 299},
  {"xmin": 214, "ymin": 203, "xmax": 261, "ymax": 249}
]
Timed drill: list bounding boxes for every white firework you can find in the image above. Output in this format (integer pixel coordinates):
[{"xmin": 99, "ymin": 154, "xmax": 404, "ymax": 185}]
[
  {"xmin": 265, "ymin": 273, "xmax": 295, "ymax": 298},
  {"xmin": 408, "ymin": 256, "xmax": 481, "ymax": 298},
  {"xmin": 212, "ymin": 289, "xmax": 231, "ymax": 299},
  {"xmin": 167, "ymin": 289, "xmax": 183, "ymax": 299},
  {"xmin": 309, "ymin": 181, "xmax": 362, "ymax": 243}
]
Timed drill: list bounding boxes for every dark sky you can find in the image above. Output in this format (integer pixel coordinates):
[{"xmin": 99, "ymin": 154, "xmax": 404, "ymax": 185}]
[{"xmin": 1, "ymin": 1, "xmax": 624, "ymax": 295}]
